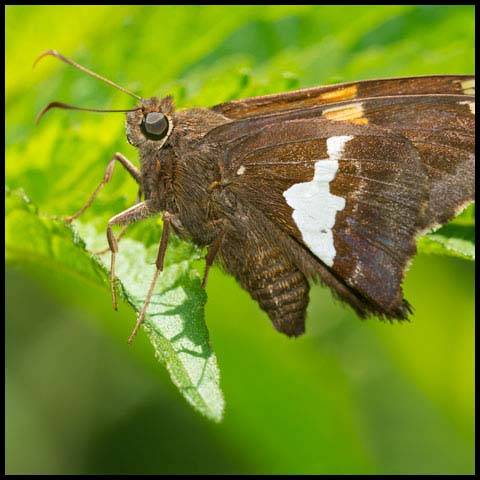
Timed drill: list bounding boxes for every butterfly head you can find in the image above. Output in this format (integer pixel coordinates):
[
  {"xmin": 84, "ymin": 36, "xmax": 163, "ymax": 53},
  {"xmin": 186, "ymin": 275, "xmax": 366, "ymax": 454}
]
[
  {"xmin": 33, "ymin": 50, "xmax": 175, "ymax": 149},
  {"xmin": 126, "ymin": 96, "xmax": 175, "ymax": 148}
]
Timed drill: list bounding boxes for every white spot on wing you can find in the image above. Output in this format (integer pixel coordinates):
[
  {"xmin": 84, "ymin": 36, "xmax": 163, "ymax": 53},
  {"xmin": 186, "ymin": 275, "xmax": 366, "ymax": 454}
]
[
  {"xmin": 283, "ymin": 135, "xmax": 351, "ymax": 267},
  {"xmin": 459, "ymin": 100, "xmax": 475, "ymax": 115},
  {"xmin": 237, "ymin": 165, "xmax": 246, "ymax": 175}
]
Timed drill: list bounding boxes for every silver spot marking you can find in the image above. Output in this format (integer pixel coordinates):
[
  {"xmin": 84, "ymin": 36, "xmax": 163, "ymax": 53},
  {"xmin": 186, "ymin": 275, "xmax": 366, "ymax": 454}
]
[{"xmin": 282, "ymin": 135, "xmax": 351, "ymax": 267}]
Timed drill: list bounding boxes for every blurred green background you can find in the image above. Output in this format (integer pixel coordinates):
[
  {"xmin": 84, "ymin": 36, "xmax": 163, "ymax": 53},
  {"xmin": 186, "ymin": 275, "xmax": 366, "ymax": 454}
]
[{"xmin": 5, "ymin": 5, "xmax": 474, "ymax": 475}]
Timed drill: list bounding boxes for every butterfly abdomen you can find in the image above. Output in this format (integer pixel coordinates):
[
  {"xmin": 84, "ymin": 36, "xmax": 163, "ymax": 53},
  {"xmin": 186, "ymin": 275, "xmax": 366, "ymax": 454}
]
[
  {"xmin": 220, "ymin": 233, "xmax": 309, "ymax": 336},
  {"xmin": 251, "ymin": 261, "xmax": 309, "ymax": 337}
]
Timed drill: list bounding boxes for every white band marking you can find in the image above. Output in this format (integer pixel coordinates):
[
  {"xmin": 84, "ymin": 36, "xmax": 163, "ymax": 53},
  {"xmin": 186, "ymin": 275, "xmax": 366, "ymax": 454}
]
[{"xmin": 283, "ymin": 135, "xmax": 351, "ymax": 267}]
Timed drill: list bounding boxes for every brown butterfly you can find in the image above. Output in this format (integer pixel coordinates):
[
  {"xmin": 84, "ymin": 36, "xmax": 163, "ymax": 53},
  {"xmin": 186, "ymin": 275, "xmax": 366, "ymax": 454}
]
[{"xmin": 35, "ymin": 50, "xmax": 475, "ymax": 342}]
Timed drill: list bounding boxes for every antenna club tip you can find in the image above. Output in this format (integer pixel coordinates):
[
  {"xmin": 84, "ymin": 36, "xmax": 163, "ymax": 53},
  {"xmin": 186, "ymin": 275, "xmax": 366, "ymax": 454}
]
[
  {"xmin": 34, "ymin": 108, "xmax": 47, "ymax": 125},
  {"xmin": 34, "ymin": 101, "xmax": 59, "ymax": 125},
  {"xmin": 33, "ymin": 49, "xmax": 60, "ymax": 69}
]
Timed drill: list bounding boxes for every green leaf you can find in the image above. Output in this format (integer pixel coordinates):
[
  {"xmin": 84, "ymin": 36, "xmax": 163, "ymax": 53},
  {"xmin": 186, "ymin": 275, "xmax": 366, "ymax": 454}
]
[
  {"xmin": 6, "ymin": 188, "xmax": 225, "ymax": 422},
  {"xmin": 418, "ymin": 234, "xmax": 475, "ymax": 261},
  {"xmin": 418, "ymin": 204, "xmax": 475, "ymax": 261}
]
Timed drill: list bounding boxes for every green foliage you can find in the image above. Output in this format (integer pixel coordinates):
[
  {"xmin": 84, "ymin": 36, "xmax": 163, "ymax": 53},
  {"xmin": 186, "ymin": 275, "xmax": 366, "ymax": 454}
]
[
  {"xmin": 6, "ymin": 5, "xmax": 474, "ymax": 475},
  {"xmin": 79, "ymin": 221, "xmax": 224, "ymax": 422},
  {"xmin": 417, "ymin": 204, "xmax": 475, "ymax": 260},
  {"xmin": 6, "ymin": 189, "xmax": 224, "ymax": 421}
]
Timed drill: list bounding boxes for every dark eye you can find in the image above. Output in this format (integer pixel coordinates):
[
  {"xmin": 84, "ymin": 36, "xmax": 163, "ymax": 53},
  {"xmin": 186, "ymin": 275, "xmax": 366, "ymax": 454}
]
[{"xmin": 141, "ymin": 112, "xmax": 169, "ymax": 139}]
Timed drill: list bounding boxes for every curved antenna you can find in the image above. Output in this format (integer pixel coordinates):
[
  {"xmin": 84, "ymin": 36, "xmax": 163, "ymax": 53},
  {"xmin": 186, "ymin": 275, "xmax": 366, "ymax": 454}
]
[
  {"xmin": 36, "ymin": 101, "xmax": 142, "ymax": 125},
  {"xmin": 34, "ymin": 49, "xmax": 143, "ymax": 101}
]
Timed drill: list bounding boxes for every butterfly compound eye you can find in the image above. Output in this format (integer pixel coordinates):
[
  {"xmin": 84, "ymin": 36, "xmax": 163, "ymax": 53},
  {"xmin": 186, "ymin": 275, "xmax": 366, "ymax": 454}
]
[{"xmin": 142, "ymin": 112, "xmax": 169, "ymax": 139}]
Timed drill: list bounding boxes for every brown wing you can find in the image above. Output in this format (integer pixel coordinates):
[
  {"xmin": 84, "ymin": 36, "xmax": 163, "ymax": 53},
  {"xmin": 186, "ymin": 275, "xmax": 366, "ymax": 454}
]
[
  {"xmin": 212, "ymin": 93, "xmax": 475, "ymax": 232},
  {"xmin": 207, "ymin": 88, "xmax": 475, "ymax": 321},
  {"xmin": 211, "ymin": 118, "xmax": 426, "ymax": 320},
  {"xmin": 213, "ymin": 75, "xmax": 474, "ymax": 120}
]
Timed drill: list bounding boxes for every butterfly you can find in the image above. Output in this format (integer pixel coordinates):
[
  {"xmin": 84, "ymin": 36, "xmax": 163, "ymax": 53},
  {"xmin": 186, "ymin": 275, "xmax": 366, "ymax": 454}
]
[{"xmin": 36, "ymin": 51, "xmax": 475, "ymax": 341}]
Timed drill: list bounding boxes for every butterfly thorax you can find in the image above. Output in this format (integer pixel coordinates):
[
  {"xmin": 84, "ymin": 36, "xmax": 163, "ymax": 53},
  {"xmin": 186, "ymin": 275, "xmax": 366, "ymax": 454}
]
[
  {"xmin": 165, "ymin": 108, "xmax": 233, "ymax": 246},
  {"xmin": 127, "ymin": 100, "xmax": 233, "ymax": 245}
]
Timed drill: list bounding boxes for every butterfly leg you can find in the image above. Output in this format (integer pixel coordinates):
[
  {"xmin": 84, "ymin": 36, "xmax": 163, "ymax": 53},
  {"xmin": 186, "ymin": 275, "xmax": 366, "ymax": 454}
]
[
  {"xmin": 106, "ymin": 201, "xmax": 157, "ymax": 311},
  {"xmin": 127, "ymin": 211, "xmax": 172, "ymax": 344},
  {"xmin": 201, "ymin": 231, "xmax": 225, "ymax": 289},
  {"xmin": 65, "ymin": 152, "xmax": 141, "ymax": 223},
  {"xmin": 94, "ymin": 187, "xmax": 143, "ymax": 255}
]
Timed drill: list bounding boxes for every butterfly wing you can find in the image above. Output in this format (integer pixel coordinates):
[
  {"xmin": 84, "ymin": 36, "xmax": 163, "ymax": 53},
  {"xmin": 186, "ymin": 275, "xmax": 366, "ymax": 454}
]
[
  {"xmin": 211, "ymin": 119, "xmax": 424, "ymax": 321},
  {"xmin": 213, "ymin": 75, "xmax": 474, "ymax": 119},
  {"xmin": 207, "ymin": 90, "xmax": 475, "ymax": 325},
  {"xmin": 214, "ymin": 92, "xmax": 475, "ymax": 231}
]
